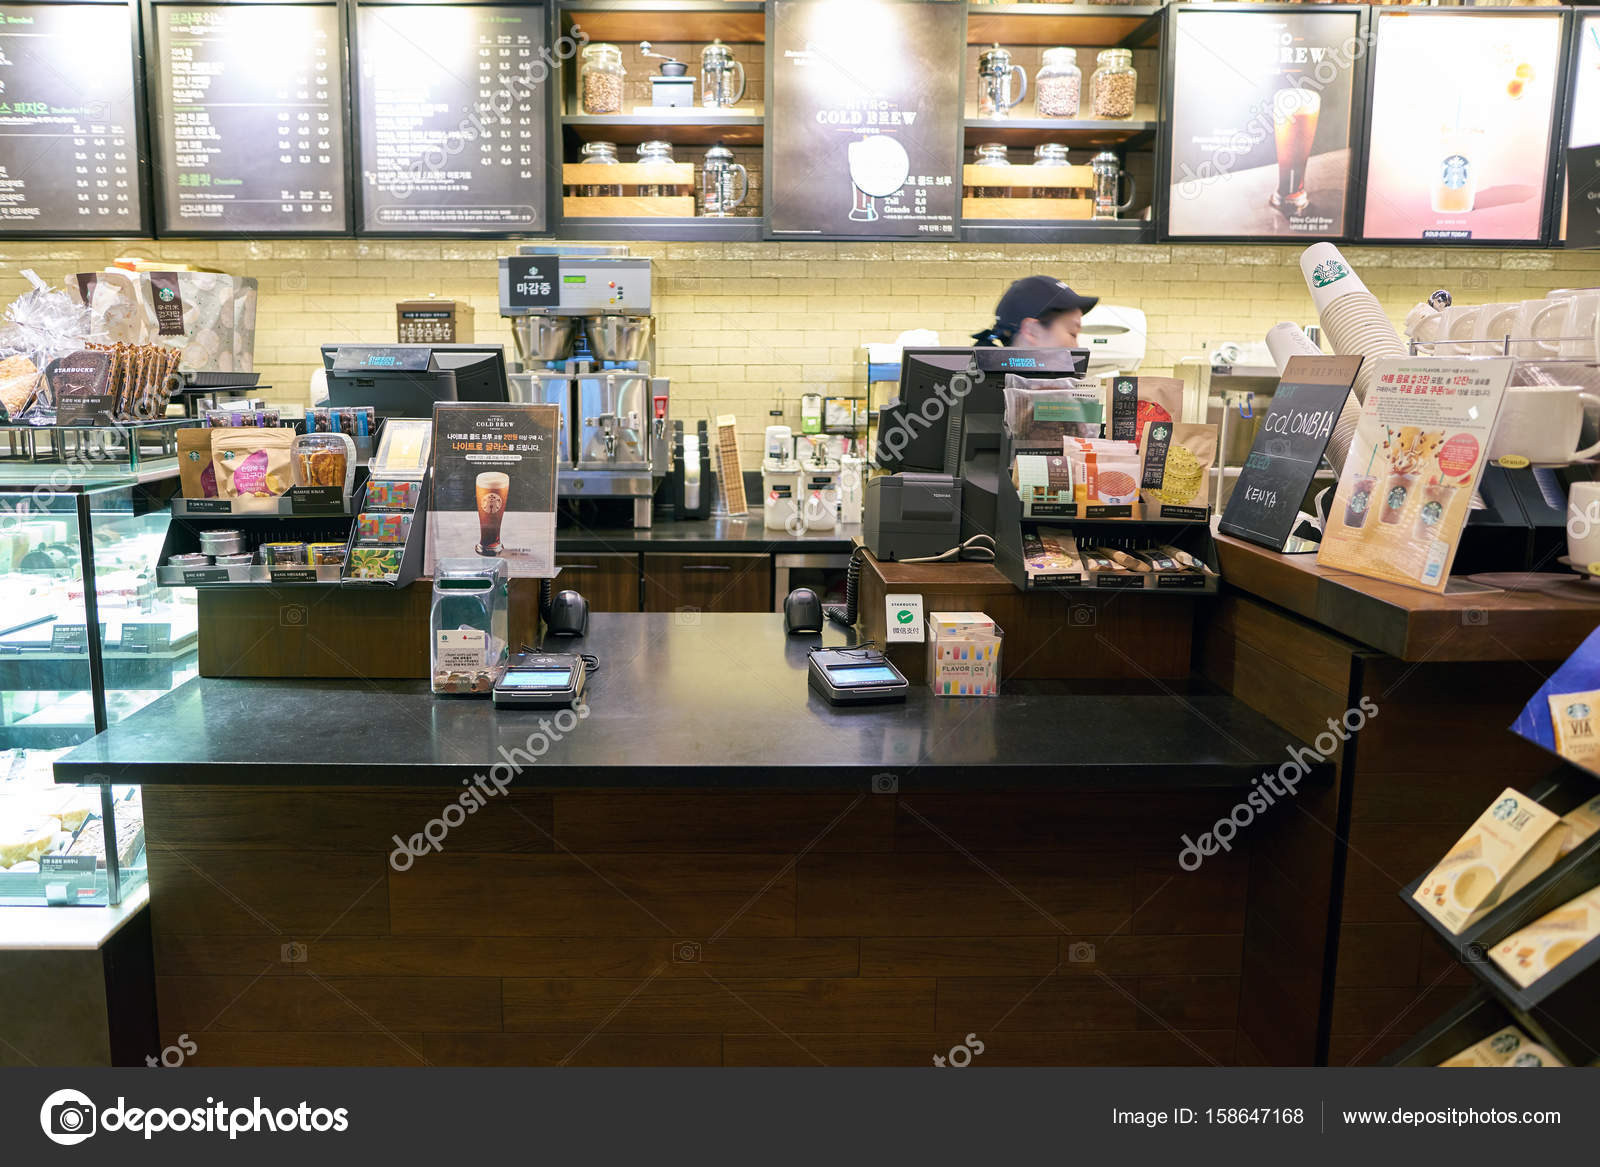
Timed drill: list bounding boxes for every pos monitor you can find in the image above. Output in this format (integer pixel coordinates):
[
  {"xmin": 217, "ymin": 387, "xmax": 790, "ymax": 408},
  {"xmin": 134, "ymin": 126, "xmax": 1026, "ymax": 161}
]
[
  {"xmin": 877, "ymin": 347, "xmax": 1088, "ymax": 540},
  {"xmin": 322, "ymin": 343, "xmax": 510, "ymax": 419}
]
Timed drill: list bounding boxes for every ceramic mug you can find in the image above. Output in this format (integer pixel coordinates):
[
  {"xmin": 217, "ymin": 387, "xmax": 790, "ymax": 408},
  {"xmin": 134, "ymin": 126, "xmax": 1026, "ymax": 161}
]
[
  {"xmin": 1568, "ymin": 481, "xmax": 1600, "ymax": 570},
  {"xmin": 1488, "ymin": 385, "xmax": 1600, "ymax": 465},
  {"xmin": 1473, "ymin": 302, "xmax": 1520, "ymax": 353},
  {"xmin": 1442, "ymin": 304, "xmax": 1482, "ymax": 357}
]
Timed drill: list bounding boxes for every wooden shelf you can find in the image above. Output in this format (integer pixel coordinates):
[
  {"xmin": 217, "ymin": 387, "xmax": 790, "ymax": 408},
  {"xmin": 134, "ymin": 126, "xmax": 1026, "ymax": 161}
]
[
  {"xmin": 558, "ymin": 1, "xmax": 766, "ymax": 43},
  {"xmin": 962, "ymin": 115, "xmax": 1156, "ymax": 149},
  {"xmin": 966, "ymin": 3, "xmax": 1164, "ymax": 49},
  {"xmin": 563, "ymin": 113, "xmax": 763, "ymax": 145}
]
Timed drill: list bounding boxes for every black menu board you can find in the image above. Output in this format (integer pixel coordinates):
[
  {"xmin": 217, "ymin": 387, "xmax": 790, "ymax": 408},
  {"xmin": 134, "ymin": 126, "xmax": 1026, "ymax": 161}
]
[
  {"xmin": 354, "ymin": 3, "xmax": 547, "ymax": 233},
  {"xmin": 1218, "ymin": 355, "xmax": 1359, "ymax": 553},
  {"xmin": 767, "ymin": 0, "xmax": 962, "ymax": 239},
  {"xmin": 1164, "ymin": 7, "xmax": 1362, "ymax": 240},
  {"xmin": 0, "ymin": 2, "xmax": 145, "ymax": 234},
  {"xmin": 150, "ymin": 1, "xmax": 349, "ymax": 233}
]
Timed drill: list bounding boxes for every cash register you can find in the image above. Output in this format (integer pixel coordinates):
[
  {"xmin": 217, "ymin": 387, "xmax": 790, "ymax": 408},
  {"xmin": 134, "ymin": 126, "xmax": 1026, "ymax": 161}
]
[{"xmin": 322, "ymin": 343, "xmax": 510, "ymax": 419}]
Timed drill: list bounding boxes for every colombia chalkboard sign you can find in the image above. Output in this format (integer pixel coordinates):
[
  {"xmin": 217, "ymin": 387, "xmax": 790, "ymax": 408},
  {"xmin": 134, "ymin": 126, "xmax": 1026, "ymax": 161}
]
[
  {"xmin": 149, "ymin": 1, "xmax": 350, "ymax": 233},
  {"xmin": 1218, "ymin": 355, "xmax": 1360, "ymax": 552},
  {"xmin": 354, "ymin": 3, "xmax": 547, "ymax": 234},
  {"xmin": 766, "ymin": 0, "xmax": 962, "ymax": 240},
  {"xmin": 0, "ymin": 2, "xmax": 146, "ymax": 234}
]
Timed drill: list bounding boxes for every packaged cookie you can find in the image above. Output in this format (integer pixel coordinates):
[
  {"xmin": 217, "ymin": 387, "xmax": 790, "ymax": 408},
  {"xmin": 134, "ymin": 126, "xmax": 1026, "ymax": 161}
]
[{"xmin": 213, "ymin": 427, "xmax": 295, "ymax": 499}]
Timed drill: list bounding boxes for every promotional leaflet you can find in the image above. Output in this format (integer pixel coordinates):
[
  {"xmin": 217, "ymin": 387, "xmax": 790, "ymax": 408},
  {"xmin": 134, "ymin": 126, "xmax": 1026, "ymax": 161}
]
[
  {"xmin": 1166, "ymin": 9, "xmax": 1360, "ymax": 239},
  {"xmin": 1362, "ymin": 11, "xmax": 1563, "ymax": 242},
  {"xmin": 768, "ymin": 0, "xmax": 961, "ymax": 238},
  {"xmin": 1317, "ymin": 357, "xmax": 1512, "ymax": 593},
  {"xmin": 427, "ymin": 404, "xmax": 558, "ymax": 578}
]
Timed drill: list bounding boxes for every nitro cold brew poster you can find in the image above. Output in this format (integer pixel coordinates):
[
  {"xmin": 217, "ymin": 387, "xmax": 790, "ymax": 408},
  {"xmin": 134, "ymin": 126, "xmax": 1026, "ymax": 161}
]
[
  {"xmin": 768, "ymin": 0, "xmax": 961, "ymax": 238},
  {"xmin": 1362, "ymin": 11, "xmax": 1562, "ymax": 243},
  {"xmin": 1166, "ymin": 9, "xmax": 1359, "ymax": 239},
  {"xmin": 0, "ymin": 2, "xmax": 143, "ymax": 232},
  {"xmin": 355, "ymin": 3, "xmax": 547, "ymax": 232},
  {"xmin": 428, "ymin": 404, "xmax": 558, "ymax": 579}
]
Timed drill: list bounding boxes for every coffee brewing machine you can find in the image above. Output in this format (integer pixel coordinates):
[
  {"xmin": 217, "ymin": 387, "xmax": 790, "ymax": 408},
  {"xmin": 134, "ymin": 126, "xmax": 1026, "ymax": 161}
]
[{"xmin": 499, "ymin": 245, "xmax": 669, "ymax": 527}]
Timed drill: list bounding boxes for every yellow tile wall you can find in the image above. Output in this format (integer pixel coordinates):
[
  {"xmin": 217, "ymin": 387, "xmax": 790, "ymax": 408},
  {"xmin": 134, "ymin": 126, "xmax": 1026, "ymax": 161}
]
[{"xmin": 3, "ymin": 238, "xmax": 1598, "ymax": 463}]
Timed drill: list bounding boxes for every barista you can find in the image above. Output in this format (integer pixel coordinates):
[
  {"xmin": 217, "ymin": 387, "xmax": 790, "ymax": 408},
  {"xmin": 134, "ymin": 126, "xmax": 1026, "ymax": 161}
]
[{"xmin": 973, "ymin": 276, "xmax": 1098, "ymax": 348}]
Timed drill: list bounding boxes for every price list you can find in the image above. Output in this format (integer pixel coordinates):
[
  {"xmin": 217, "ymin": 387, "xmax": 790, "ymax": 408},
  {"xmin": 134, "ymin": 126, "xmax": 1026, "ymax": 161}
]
[
  {"xmin": 355, "ymin": 3, "xmax": 547, "ymax": 232},
  {"xmin": 152, "ymin": 2, "xmax": 348, "ymax": 232},
  {"xmin": 0, "ymin": 2, "xmax": 143, "ymax": 232}
]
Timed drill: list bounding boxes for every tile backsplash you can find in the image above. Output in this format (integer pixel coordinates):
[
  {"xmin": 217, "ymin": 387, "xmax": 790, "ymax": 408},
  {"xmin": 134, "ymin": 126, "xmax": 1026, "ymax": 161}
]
[{"xmin": 3, "ymin": 238, "xmax": 1597, "ymax": 462}]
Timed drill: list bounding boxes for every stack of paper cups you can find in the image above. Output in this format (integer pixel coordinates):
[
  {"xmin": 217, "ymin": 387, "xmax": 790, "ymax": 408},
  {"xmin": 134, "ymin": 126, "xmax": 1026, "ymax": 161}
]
[
  {"xmin": 1299, "ymin": 242, "xmax": 1406, "ymax": 410},
  {"xmin": 1265, "ymin": 319, "xmax": 1362, "ymax": 477}
]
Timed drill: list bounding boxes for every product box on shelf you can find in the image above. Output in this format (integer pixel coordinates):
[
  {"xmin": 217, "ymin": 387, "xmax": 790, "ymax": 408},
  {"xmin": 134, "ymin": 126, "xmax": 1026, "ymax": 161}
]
[
  {"xmin": 926, "ymin": 612, "xmax": 1002, "ymax": 697},
  {"xmin": 1412, "ymin": 787, "xmax": 1568, "ymax": 934}
]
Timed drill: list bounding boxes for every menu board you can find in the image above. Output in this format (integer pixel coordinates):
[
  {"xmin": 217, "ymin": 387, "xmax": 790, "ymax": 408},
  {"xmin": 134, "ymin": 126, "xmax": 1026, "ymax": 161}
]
[
  {"xmin": 355, "ymin": 3, "xmax": 547, "ymax": 233},
  {"xmin": 767, "ymin": 0, "xmax": 961, "ymax": 239},
  {"xmin": 1318, "ymin": 357, "xmax": 1513, "ymax": 594},
  {"xmin": 0, "ymin": 2, "xmax": 144, "ymax": 233},
  {"xmin": 1165, "ymin": 9, "xmax": 1360, "ymax": 240},
  {"xmin": 1361, "ymin": 11, "xmax": 1563, "ymax": 243},
  {"xmin": 1218, "ymin": 356, "xmax": 1358, "ymax": 552},
  {"xmin": 151, "ymin": 2, "xmax": 348, "ymax": 233}
]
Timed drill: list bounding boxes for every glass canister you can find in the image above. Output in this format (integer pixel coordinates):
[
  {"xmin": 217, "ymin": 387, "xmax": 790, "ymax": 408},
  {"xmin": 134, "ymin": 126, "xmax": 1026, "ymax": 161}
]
[
  {"xmin": 968, "ymin": 142, "xmax": 1011, "ymax": 200},
  {"xmin": 580, "ymin": 140, "xmax": 622, "ymax": 197},
  {"xmin": 1035, "ymin": 47, "xmax": 1081, "ymax": 118},
  {"xmin": 1091, "ymin": 48, "xmax": 1137, "ymax": 120},
  {"xmin": 1032, "ymin": 143, "xmax": 1071, "ymax": 200},
  {"xmin": 580, "ymin": 42, "xmax": 625, "ymax": 114},
  {"xmin": 1090, "ymin": 150, "xmax": 1137, "ymax": 220},
  {"xmin": 976, "ymin": 44, "xmax": 1027, "ymax": 118},
  {"xmin": 701, "ymin": 39, "xmax": 747, "ymax": 109},
  {"xmin": 636, "ymin": 140, "xmax": 676, "ymax": 196},
  {"xmin": 701, "ymin": 142, "xmax": 748, "ymax": 217}
]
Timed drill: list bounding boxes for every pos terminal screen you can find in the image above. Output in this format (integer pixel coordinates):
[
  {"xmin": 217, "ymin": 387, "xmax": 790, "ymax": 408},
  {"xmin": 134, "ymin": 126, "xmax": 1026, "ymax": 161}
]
[
  {"xmin": 827, "ymin": 664, "xmax": 901, "ymax": 686},
  {"xmin": 500, "ymin": 670, "xmax": 573, "ymax": 689}
]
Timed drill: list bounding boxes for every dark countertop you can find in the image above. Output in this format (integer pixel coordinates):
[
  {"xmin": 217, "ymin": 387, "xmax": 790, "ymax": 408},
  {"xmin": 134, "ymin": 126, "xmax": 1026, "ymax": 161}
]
[
  {"xmin": 57, "ymin": 614, "xmax": 1324, "ymax": 792},
  {"xmin": 555, "ymin": 517, "xmax": 859, "ymax": 554}
]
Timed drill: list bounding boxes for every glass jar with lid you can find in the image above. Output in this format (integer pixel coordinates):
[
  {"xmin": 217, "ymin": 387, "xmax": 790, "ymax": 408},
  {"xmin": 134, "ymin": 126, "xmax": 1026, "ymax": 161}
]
[
  {"xmin": 1035, "ymin": 48, "xmax": 1081, "ymax": 119},
  {"xmin": 976, "ymin": 45, "xmax": 1026, "ymax": 118},
  {"xmin": 968, "ymin": 142, "xmax": 1011, "ymax": 200},
  {"xmin": 636, "ymin": 141, "xmax": 675, "ymax": 196},
  {"xmin": 1031, "ymin": 143, "xmax": 1071, "ymax": 199},
  {"xmin": 580, "ymin": 140, "xmax": 622, "ymax": 197},
  {"xmin": 1090, "ymin": 48, "xmax": 1137, "ymax": 120},
  {"xmin": 580, "ymin": 43, "xmax": 625, "ymax": 114}
]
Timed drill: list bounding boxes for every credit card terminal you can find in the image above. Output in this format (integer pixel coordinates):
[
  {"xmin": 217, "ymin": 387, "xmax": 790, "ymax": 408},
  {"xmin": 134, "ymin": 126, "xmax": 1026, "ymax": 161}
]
[
  {"xmin": 807, "ymin": 647, "xmax": 909, "ymax": 705},
  {"xmin": 492, "ymin": 652, "xmax": 587, "ymax": 709}
]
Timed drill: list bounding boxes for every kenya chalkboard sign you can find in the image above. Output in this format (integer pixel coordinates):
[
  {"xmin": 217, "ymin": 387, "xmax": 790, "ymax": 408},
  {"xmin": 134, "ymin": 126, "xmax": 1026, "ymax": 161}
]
[{"xmin": 1218, "ymin": 354, "xmax": 1359, "ymax": 552}]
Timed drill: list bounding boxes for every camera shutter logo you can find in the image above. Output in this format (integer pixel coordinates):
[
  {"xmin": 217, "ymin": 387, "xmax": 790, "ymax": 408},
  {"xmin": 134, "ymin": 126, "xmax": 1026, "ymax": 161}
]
[{"xmin": 40, "ymin": 1088, "xmax": 97, "ymax": 1146}]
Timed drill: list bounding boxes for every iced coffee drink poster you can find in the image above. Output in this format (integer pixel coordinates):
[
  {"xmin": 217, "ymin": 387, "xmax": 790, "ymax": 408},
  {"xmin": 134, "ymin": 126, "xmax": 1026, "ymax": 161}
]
[
  {"xmin": 427, "ymin": 404, "xmax": 558, "ymax": 578},
  {"xmin": 1318, "ymin": 358, "xmax": 1512, "ymax": 594},
  {"xmin": 1166, "ymin": 8, "xmax": 1359, "ymax": 239},
  {"xmin": 1362, "ymin": 10, "xmax": 1563, "ymax": 242}
]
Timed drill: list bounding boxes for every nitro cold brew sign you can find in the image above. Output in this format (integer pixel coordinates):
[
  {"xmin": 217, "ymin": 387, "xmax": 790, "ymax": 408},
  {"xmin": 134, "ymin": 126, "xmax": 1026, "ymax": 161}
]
[{"xmin": 427, "ymin": 404, "xmax": 558, "ymax": 579}]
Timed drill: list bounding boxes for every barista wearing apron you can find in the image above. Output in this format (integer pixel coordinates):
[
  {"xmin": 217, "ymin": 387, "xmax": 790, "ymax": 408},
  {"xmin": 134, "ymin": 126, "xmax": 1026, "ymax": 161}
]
[{"xmin": 973, "ymin": 276, "xmax": 1097, "ymax": 348}]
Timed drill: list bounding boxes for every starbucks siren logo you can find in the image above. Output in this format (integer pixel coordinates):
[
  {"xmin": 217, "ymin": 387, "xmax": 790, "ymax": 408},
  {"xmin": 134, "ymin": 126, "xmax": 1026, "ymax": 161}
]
[
  {"xmin": 157, "ymin": 286, "xmax": 175, "ymax": 302},
  {"xmin": 1311, "ymin": 259, "xmax": 1350, "ymax": 289}
]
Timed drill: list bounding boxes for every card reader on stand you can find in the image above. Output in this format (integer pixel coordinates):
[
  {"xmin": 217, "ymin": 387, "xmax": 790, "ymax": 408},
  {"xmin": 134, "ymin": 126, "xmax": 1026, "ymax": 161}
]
[
  {"xmin": 808, "ymin": 647, "xmax": 909, "ymax": 705},
  {"xmin": 493, "ymin": 652, "xmax": 588, "ymax": 709}
]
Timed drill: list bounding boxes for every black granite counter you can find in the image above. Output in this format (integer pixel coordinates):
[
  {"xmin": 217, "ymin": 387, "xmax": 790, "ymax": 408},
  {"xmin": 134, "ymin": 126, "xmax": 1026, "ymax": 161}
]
[
  {"xmin": 555, "ymin": 517, "xmax": 859, "ymax": 554},
  {"xmin": 56, "ymin": 614, "xmax": 1325, "ymax": 792}
]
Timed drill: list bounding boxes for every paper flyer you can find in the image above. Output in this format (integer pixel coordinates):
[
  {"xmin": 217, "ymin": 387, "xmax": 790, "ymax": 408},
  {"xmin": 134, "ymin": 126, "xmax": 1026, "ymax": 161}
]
[{"xmin": 1317, "ymin": 357, "xmax": 1512, "ymax": 592}]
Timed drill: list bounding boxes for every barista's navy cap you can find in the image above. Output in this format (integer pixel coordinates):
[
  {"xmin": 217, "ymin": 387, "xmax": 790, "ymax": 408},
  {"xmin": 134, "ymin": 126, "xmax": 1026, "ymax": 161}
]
[{"xmin": 978, "ymin": 276, "xmax": 1098, "ymax": 343}]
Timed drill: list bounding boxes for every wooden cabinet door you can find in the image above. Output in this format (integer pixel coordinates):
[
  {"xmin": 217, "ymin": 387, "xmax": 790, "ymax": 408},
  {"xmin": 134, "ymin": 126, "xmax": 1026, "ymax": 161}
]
[
  {"xmin": 642, "ymin": 552, "xmax": 771, "ymax": 613},
  {"xmin": 553, "ymin": 553, "xmax": 640, "ymax": 612}
]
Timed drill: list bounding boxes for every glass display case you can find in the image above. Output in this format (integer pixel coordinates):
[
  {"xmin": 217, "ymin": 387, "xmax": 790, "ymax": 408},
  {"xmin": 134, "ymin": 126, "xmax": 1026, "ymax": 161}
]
[{"xmin": 0, "ymin": 479, "xmax": 196, "ymax": 907}]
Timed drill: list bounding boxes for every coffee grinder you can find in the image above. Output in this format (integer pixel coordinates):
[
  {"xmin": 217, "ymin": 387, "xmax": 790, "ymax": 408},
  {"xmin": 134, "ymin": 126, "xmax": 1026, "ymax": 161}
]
[{"xmin": 499, "ymin": 245, "xmax": 670, "ymax": 528}]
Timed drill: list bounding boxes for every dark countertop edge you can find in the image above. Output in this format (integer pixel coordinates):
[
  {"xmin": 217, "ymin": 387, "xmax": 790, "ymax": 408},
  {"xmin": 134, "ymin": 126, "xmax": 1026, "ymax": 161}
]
[
  {"xmin": 55, "ymin": 760, "xmax": 1332, "ymax": 790},
  {"xmin": 555, "ymin": 535, "xmax": 856, "ymax": 554}
]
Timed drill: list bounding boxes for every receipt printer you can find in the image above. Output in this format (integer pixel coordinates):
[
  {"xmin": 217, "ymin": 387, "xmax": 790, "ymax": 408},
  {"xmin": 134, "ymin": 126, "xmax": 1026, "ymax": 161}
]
[{"xmin": 864, "ymin": 473, "xmax": 962, "ymax": 561}]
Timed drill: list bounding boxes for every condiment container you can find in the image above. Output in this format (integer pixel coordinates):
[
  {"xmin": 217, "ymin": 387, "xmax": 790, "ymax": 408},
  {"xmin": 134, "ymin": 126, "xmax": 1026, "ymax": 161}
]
[{"xmin": 198, "ymin": 528, "xmax": 247, "ymax": 555}]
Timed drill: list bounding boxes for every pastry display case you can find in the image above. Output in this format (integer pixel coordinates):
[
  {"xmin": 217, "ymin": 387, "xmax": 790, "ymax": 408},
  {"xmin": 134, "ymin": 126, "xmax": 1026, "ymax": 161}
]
[{"xmin": 0, "ymin": 480, "xmax": 196, "ymax": 907}]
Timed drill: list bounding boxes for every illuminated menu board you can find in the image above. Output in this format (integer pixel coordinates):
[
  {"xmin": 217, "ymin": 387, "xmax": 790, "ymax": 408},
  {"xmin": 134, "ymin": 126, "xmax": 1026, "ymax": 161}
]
[
  {"xmin": 354, "ymin": 3, "xmax": 548, "ymax": 233},
  {"xmin": 0, "ymin": 2, "xmax": 144, "ymax": 233},
  {"xmin": 1361, "ymin": 10, "xmax": 1563, "ymax": 244},
  {"xmin": 1565, "ymin": 13, "xmax": 1600, "ymax": 246},
  {"xmin": 150, "ymin": 1, "xmax": 349, "ymax": 233},
  {"xmin": 1164, "ymin": 8, "xmax": 1362, "ymax": 240}
]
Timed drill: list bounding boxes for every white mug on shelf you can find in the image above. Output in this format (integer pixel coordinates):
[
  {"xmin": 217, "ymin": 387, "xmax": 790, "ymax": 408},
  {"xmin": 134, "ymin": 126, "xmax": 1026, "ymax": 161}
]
[
  {"xmin": 1567, "ymin": 480, "xmax": 1600, "ymax": 570},
  {"xmin": 1487, "ymin": 385, "xmax": 1600, "ymax": 466},
  {"xmin": 1442, "ymin": 304, "xmax": 1482, "ymax": 357},
  {"xmin": 1472, "ymin": 302, "xmax": 1520, "ymax": 354},
  {"xmin": 1515, "ymin": 297, "xmax": 1573, "ymax": 358}
]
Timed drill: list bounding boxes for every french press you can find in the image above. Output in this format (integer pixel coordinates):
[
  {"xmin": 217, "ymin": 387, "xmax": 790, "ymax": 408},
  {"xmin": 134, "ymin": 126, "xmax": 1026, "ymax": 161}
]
[
  {"xmin": 701, "ymin": 40, "xmax": 747, "ymax": 109},
  {"xmin": 977, "ymin": 45, "xmax": 1026, "ymax": 118},
  {"xmin": 1090, "ymin": 151, "xmax": 1136, "ymax": 220},
  {"xmin": 701, "ymin": 142, "xmax": 748, "ymax": 217}
]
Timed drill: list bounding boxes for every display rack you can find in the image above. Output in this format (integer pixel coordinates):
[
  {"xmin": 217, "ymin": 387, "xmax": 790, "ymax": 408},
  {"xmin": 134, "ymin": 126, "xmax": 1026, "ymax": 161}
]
[{"xmin": 1388, "ymin": 761, "xmax": 1600, "ymax": 1068}]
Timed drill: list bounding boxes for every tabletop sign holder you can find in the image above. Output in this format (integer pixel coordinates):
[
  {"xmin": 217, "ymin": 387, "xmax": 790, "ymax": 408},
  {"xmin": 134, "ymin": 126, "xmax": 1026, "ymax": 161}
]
[{"xmin": 1218, "ymin": 355, "xmax": 1360, "ymax": 554}]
